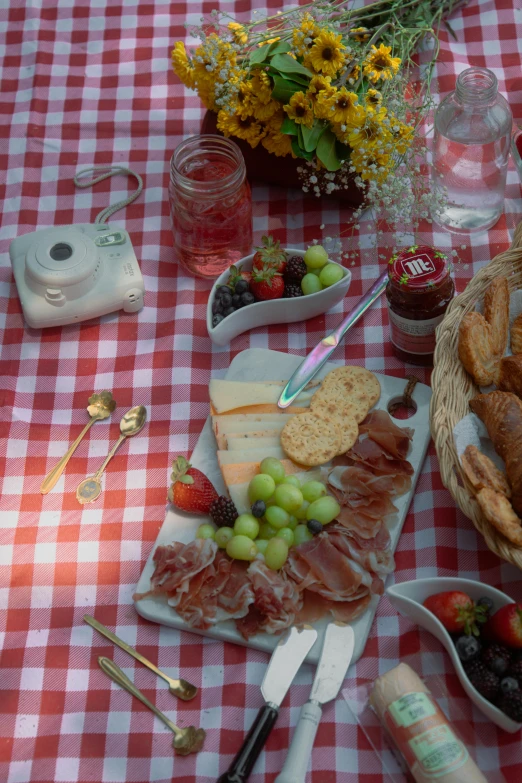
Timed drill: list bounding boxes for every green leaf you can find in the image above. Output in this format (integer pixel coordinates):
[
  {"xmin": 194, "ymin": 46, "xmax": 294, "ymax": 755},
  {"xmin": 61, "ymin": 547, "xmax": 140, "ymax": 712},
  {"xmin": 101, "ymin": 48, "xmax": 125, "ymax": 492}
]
[
  {"xmin": 443, "ymin": 19, "xmax": 458, "ymax": 41},
  {"xmin": 300, "ymin": 120, "xmax": 327, "ymax": 153},
  {"xmin": 266, "ymin": 41, "xmax": 292, "ymax": 57},
  {"xmin": 271, "ymin": 74, "xmax": 306, "ymax": 103},
  {"xmin": 281, "ymin": 116, "xmax": 298, "ymax": 136},
  {"xmin": 316, "ymin": 128, "xmax": 342, "ymax": 171},
  {"xmin": 291, "ymin": 138, "xmax": 314, "ymax": 161},
  {"xmin": 250, "ymin": 45, "xmax": 270, "ymax": 66},
  {"xmin": 270, "ymin": 53, "xmax": 313, "ymax": 80},
  {"xmin": 296, "ymin": 124, "xmax": 304, "ymax": 149}
]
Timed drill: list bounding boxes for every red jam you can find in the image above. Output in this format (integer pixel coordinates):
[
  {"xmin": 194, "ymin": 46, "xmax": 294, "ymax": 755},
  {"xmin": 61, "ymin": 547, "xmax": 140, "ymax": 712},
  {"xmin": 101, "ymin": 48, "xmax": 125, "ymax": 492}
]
[{"xmin": 385, "ymin": 245, "xmax": 455, "ymax": 365}]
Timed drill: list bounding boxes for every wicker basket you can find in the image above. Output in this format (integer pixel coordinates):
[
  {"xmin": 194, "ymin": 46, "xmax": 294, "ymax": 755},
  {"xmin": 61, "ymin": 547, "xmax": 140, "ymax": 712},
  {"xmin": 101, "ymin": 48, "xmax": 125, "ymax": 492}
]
[{"xmin": 431, "ymin": 220, "xmax": 522, "ymax": 570}]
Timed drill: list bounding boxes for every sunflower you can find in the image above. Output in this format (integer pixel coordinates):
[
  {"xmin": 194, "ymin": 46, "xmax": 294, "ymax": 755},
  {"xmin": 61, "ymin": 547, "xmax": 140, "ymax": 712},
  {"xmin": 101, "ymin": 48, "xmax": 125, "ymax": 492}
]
[
  {"xmin": 363, "ymin": 44, "xmax": 401, "ymax": 82},
  {"xmin": 228, "ymin": 22, "xmax": 248, "ymax": 46},
  {"xmin": 292, "ymin": 12, "xmax": 320, "ymax": 57},
  {"xmin": 283, "ymin": 91, "xmax": 314, "ymax": 127},
  {"xmin": 171, "ymin": 42, "xmax": 196, "ymax": 89},
  {"xmin": 350, "ymin": 26, "xmax": 370, "ymax": 43},
  {"xmin": 216, "ymin": 111, "xmax": 265, "ymax": 148},
  {"xmin": 347, "ymin": 107, "xmax": 389, "ymax": 149},
  {"xmin": 350, "ymin": 148, "xmax": 392, "ymax": 183},
  {"xmin": 390, "ymin": 120, "xmax": 414, "ymax": 154},
  {"xmin": 365, "ymin": 89, "xmax": 382, "ymax": 110},
  {"xmin": 323, "ymin": 87, "xmax": 360, "ymax": 124},
  {"xmin": 306, "ymin": 30, "xmax": 346, "ymax": 77}
]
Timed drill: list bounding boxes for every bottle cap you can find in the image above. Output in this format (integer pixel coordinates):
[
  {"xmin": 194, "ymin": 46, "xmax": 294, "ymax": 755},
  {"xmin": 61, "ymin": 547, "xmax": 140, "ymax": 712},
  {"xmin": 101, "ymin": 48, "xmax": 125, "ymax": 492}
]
[{"xmin": 388, "ymin": 245, "xmax": 450, "ymax": 290}]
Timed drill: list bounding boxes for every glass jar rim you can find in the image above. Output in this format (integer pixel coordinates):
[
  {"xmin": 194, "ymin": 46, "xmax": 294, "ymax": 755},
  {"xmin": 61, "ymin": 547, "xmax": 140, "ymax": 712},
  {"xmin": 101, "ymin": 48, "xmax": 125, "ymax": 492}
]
[
  {"xmin": 455, "ymin": 66, "xmax": 498, "ymax": 105},
  {"xmin": 170, "ymin": 134, "xmax": 246, "ymax": 197}
]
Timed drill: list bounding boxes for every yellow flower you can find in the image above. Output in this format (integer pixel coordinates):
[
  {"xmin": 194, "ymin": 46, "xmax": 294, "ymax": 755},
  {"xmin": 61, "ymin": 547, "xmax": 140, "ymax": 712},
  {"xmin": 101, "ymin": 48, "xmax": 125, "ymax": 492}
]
[
  {"xmin": 292, "ymin": 12, "xmax": 320, "ymax": 57},
  {"xmin": 253, "ymin": 98, "xmax": 280, "ymax": 121},
  {"xmin": 346, "ymin": 64, "xmax": 360, "ymax": 85},
  {"xmin": 250, "ymin": 71, "xmax": 273, "ymax": 104},
  {"xmin": 216, "ymin": 111, "xmax": 265, "ymax": 148},
  {"xmin": 306, "ymin": 30, "xmax": 346, "ymax": 77},
  {"xmin": 363, "ymin": 44, "xmax": 401, "ymax": 82},
  {"xmin": 283, "ymin": 91, "xmax": 314, "ymax": 127},
  {"xmin": 322, "ymin": 87, "xmax": 360, "ymax": 124},
  {"xmin": 390, "ymin": 119, "xmax": 414, "ymax": 154},
  {"xmin": 234, "ymin": 80, "xmax": 255, "ymax": 117},
  {"xmin": 307, "ymin": 74, "xmax": 335, "ymax": 102},
  {"xmin": 228, "ymin": 22, "xmax": 248, "ymax": 46},
  {"xmin": 351, "ymin": 26, "xmax": 371, "ymax": 42},
  {"xmin": 258, "ymin": 36, "xmax": 281, "ymax": 47},
  {"xmin": 348, "ymin": 107, "xmax": 390, "ymax": 149},
  {"xmin": 365, "ymin": 89, "xmax": 382, "ymax": 110},
  {"xmin": 261, "ymin": 111, "xmax": 296, "ymax": 157},
  {"xmin": 171, "ymin": 42, "xmax": 196, "ymax": 89},
  {"xmin": 350, "ymin": 148, "xmax": 392, "ymax": 183}
]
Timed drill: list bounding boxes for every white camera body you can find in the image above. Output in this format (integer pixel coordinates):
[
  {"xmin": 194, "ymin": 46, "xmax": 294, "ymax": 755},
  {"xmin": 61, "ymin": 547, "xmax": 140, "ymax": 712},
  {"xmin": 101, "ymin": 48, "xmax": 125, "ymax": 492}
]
[{"xmin": 9, "ymin": 223, "xmax": 145, "ymax": 329}]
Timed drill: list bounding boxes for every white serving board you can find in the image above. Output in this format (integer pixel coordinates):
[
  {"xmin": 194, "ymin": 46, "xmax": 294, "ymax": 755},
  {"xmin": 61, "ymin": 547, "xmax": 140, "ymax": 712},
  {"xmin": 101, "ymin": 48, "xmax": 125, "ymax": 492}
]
[{"xmin": 134, "ymin": 348, "xmax": 432, "ymax": 665}]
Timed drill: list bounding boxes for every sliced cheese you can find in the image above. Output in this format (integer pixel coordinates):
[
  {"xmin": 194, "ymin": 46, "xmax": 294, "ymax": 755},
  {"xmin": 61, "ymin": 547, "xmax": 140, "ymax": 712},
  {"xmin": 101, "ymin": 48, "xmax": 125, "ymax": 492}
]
[
  {"xmin": 218, "ymin": 446, "xmax": 286, "ymax": 465},
  {"xmin": 209, "ymin": 379, "xmax": 313, "ymax": 414},
  {"xmin": 210, "ymin": 403, "xmax": 307, "ymax": 416},
  {"xmin": 220, "ymin": 459, "xmax": 302, "ymax": 487},
  {"xmin": 227, "ymin": 468, "xmax": 323, "ymax": 514},
  {"xmin": 227, "ymin": 436, "xmax": 282, "ymax": 452},
  {"xmin": 226, "ymin": 430, "xmax": 282, "ymax": 441},
  {"xmin": 213, "ymin": 415, "xmax": 291, "ymax": 449}
]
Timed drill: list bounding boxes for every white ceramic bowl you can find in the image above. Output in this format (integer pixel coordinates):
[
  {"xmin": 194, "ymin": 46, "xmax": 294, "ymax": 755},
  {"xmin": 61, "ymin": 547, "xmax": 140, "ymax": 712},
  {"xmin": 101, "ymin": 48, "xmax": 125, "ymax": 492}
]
[
  {"xmin": 386, "ymin": 577, "xmax": 521, "ymax": 733},
  {"xmin": 206, "ymin": 248, "xmax": 352, "ymax": 346}
]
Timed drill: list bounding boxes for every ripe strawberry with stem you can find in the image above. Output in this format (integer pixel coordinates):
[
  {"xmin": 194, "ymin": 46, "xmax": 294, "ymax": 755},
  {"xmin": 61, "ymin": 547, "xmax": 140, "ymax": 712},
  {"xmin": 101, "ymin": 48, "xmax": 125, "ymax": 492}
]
[
  {"xmin": 485, "ymin": 604, "xmax": 522, "ymax": 649},
  {"xmin": 252, "ymin": 235, "xmax": 287, "ymax": 274},
  {"xmin": 250, "ymin": 265, "xmax": 285, "ymax": 302},
  {"xmin": 423, "ymin": 591, "xmax": 488, "ymax": 636},
  {"xmin": 168, "ymin": 455, "xmax": 218, "ymax": 515}
]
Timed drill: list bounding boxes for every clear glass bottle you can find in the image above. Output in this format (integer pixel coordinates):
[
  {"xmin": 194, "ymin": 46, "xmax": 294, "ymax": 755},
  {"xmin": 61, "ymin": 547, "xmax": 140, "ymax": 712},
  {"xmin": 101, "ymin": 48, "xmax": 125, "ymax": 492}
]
[
  {"xmin": 169, "ymin": 135, "xmax": 253, "ymax": 279},
  {"xmin": 432, "ymin": 67, "xmax": 512, "ymax": 233}
]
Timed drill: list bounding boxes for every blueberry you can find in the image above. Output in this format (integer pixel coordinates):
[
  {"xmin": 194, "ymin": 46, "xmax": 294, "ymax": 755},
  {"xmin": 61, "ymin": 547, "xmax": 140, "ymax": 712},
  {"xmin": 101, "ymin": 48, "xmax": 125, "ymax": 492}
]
[
  {"xmin": 232, "ymin": 294, "xmax": 242, "ymax": 308},
  {"xmin": 212, "ymin": 299, "xmax": 223, "ymax": 315},
  {"xmin": 477, "ymin": 596, "xmax": 494, "ymax": 615},
  {"xmin": 218, "ymin": 285, "xmax": 232, "ymax": 296},
  {"xmin": 501, "ymin": 677, "xmax": 520, "ymax": 694},
  {"xmin": 251, "ymin": 500, "xmax": 266, "ymax": 518},
  {"xmin": 235, "ymin": 279, "xmax": 249, "ymax": 294},
  {"xmin": 455, "ymin": 635, "xmax": 481, "ymax": 663},
  {"xmin": 241, "ymin": 292, "xmax": 255, "ymax": 306},
  {"xmin": 220, "ymin": 292, "xmax": 233, "ymax": 308},
  {"xmin": 490, "ymin": 656, "xmax": 510, "ymax": 677},
  {"xmin": 307, "ymin": 519, "xmax": 323, "ymax": 535},
  {"xmin": 212, "ymin": 314, "xmax": 225, "ymax": 327},
  {"xmin": 223, "ymin": 306, "xmax": 236, "ymax": 316}
]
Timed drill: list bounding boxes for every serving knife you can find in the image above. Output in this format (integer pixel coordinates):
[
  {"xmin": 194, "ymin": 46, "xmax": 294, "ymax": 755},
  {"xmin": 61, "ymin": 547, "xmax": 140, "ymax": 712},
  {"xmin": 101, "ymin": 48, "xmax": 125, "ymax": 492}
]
[
  {"xmin": 217, "ymin": 624, "xmax": 317, "ymax": 783},
  {"xmin": 274, "ymin": 622, "xmax": 355, "ymax": 783},
  {"xmin": 278, "ymin": 269, "xmax": 388, "ymax": 408}
]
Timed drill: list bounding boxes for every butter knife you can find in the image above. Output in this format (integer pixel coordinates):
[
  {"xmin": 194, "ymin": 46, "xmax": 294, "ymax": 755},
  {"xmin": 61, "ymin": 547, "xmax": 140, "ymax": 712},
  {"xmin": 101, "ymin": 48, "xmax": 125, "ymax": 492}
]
[{"xmin": 278, "ymin": 269, "xmax": 387, "ymax": 408}]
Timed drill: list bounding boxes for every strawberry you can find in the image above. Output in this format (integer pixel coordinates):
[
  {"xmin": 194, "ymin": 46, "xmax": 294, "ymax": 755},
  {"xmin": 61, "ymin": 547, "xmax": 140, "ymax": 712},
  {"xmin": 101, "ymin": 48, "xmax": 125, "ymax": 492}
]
[
  {"xmin": 168, "ymin": 455, "xmax": 218, "ymax": 515},
  {"xmin": 250, "ymin": 265, "xmax": 285, "ymax": 302},
  {"xmin": 226, "ymin": 264, "xmax": 251, "ymax": 290},
  {"xmin": 485, "ymin": 604, "xmax": 522, "ymax": 649},
  {"xmin": 423, "ymin": 591, "xmax": 488, "ymax": 636},
  {"xmin": 252, "ymin": 235, "xmax": 287, "ymax": 274}
]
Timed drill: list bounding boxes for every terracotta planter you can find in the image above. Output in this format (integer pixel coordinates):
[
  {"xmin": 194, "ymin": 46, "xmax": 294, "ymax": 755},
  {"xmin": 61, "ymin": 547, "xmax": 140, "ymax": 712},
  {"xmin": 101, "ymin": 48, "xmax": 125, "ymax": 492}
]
[{"xmin": 201, "ymin": 110, "xmax": 365, "ymax": 208}]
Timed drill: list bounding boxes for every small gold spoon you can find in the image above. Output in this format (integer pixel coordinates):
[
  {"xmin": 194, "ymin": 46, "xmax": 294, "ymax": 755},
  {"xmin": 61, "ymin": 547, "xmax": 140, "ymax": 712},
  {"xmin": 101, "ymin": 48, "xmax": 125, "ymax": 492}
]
[
  {"xmin": 76, "ymin": 405, "xmax": 147, "ymax": 504},
  {"xmin": 98, "ymin": 657, "xmax": 205, "ymax": 755},
  {"xmin": 84, "ymin": 615, "xmax": 197, "ymax": 701},
  {"xmin": 40, "ymin": 391, "xmax": 116, "ymax": 495}
]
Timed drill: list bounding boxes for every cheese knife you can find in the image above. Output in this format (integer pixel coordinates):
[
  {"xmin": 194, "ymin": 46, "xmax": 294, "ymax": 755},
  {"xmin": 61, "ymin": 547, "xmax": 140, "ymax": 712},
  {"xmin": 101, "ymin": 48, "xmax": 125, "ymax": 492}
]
[
  {"xmin": 217, "ymin": 624, "xmax": 317, "ymax": 783},
  {"xmin": 278, "ymin": 269, "xmax": 388, "ymax": 408},
  {"xmin": 274, "ymin": 622, "xmax": 356, "ymax": 783}
]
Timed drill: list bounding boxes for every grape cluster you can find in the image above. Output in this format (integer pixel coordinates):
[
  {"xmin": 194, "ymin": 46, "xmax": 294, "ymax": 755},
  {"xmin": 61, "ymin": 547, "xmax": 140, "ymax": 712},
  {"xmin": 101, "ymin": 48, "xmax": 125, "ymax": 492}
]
[{"xmin": 212, "ymin": 280, "xmax": 255, "ymax": 328}]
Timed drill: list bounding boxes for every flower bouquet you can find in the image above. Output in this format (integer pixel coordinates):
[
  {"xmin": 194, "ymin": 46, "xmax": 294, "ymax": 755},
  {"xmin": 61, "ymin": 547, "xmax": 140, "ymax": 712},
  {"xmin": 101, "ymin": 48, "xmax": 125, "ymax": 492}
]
[{"xmin": 171, "ymin": 0, "xmax": 463, "ymax": 214}]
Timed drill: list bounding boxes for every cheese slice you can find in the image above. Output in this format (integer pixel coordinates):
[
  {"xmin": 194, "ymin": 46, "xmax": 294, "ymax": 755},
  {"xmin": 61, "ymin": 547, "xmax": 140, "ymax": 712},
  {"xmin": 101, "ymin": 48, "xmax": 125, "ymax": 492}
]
[
  {"xmin": 228, "ymin": 468, "xmax": 323, "ymax": 514},
  {"xmin": 220, "ymin": 459, "xmax": 302, "ymax": 487},
  {"xmin": 227, "ymin": 436, "xmax": 282, "ymax": 452},
  {"xmin": 226, "ymin": 430, "xmax": 282, "ymax": 441},
  {"xmin": 209, "ymin": 379, "xmax": 313, "ymax": 414},
  {"xmin": 210, "ymin": 403, "xmax": 307, "ymax": 416},
  {"xmin": 218, "ymin": 446, "xmax": 286, "ymax": 466},
  {"xmin": 213, "ymin": 415, "xmax": 291, "ymax": 449}
]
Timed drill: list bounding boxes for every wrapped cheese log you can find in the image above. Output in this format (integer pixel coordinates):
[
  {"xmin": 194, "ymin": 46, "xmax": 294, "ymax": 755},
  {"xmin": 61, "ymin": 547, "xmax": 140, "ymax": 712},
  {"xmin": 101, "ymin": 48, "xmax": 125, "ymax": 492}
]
[{"xmin": 369, "ymin": 663, "xmax": 487, "ymax": 783}]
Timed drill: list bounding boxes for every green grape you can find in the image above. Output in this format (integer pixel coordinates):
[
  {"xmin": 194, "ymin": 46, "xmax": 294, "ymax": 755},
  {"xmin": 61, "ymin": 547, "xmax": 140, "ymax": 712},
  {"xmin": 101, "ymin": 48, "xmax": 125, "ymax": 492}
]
[
  {"xmin": 295, "ymin": 500, "xmax": 310, "ymax": 520},
  {"xmin": 215, "ymin": 526, "xmax": 234, "ymax": 549},
  {"xmin": 306, "ymin": 495, "xmax": 341, "ymax": 525},
  {"xmin": 308, "ymin": 268, "xmax": 322, "ymax": 277},
  {"xmin": 248, "ymin": 473, "xmax": 276, "ymax": 502},
  {"xmin": 301, "ymin": 480, "xmax": 327, "ymax": 503},
  {"xmin": 319, "ymin": 263, "xmax": 344, "ymax": 288},
  {"xmin": 265, "ymin": 505, "xmax": 290, "ymax": 530},
  {"xmin": 276, "ymin": 527, "xmax": 294, "ymax": 547},
  {"xmin": 304, "ymin": 244, "xmax": 329, "ymax": 269},
  {"xmin": 259, "ymin": 522, "xmax": 278, "ymax": 540},
  {"xmin": 283, "ymin": 475, "xmax": 301, "ymax": 488},
  {"xmin": 293, "ymin": 524, "xmax": 313, "ymax": 546},
  {"xmin": 255, "ymin": 539, "xmax": 269, "ymax": 555},
  {"xmin": 265, "ymin": 537, "xmax": 289, "ymax": 570},
  {"xmin": 234, "ymin": 513, "xmax": 260, "ymax": 540},
  {"xmin": 301, "ymin": 273, "xmax": 323, "ymax": 296},
  {"xmin": 196, "ymin": 524, "xmax": 216, "ymax": 540},
  {"xmin": 286, "ymin": 515, "xmax": 298, "ymax": 530},
  {"xmin": 226, "ymin": 535, "xmax": 258, "ymax": 561},
  {"xmin": 259, "ymin": 457, "xmax": 286, "ymax": 484},
  {"xmin": 273, "ymin": 484, "xmax": 304, "ymax": 514}
]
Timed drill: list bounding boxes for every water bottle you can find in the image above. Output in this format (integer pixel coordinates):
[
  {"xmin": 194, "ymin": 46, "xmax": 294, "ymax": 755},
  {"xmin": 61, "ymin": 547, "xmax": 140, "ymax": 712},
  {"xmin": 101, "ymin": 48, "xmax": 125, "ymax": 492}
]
[{"xmin": 432, "ymin": 66, "xmax": 512, "ymax": 233}]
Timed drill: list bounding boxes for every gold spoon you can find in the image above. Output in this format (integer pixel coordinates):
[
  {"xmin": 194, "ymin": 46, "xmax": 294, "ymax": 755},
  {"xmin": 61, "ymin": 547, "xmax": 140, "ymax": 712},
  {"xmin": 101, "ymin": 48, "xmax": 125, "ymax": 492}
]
[
  {"xmin": 40, "ymin": 391, "xmax": 116, "ymax": 495},
  {"xmin": 76, "ymin": 405, "xmax": 147, "ymax": 504},
  {"xmin": 98, "ymin": 656, "xmax": 205, "ymax": 755},
  {"xmin": 84, "ymin": 615, "xmax": 197, "ymax": 701}
]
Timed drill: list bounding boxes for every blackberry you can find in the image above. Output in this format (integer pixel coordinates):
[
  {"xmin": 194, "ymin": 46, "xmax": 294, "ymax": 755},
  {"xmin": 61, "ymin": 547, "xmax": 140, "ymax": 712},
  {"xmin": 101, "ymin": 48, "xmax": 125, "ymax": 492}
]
[
  {"xmin": 209, "ymin": 495, "xmax": 238, "ymax": 528},
  {"xmin": 284, "ymin": 256, "xmax": 307, "ymax": 283},
  {"xmin": 499, "ymin": 690, "xmax": 522, "ymax": 722},
  {"xmin": 482, "ymin": 644, "xmax": 512, "ymax": 676},
  {"xmin": 508, "ymin": 658, "xmax": 522, "ymax": 685},
  {"xmin": 455, "ymin": 634, "xmax": 481, "ymax": 663},
  {"xmin": 307, "ymin": 519, "xmax": 323, "ymax": 535},
  {"xmin": 465, "ymin": 659, "xmax": 500, "ymax": 702},
  {"xmin": 284, "ymin": 284, "xmax": 303, "ymax": 298}
]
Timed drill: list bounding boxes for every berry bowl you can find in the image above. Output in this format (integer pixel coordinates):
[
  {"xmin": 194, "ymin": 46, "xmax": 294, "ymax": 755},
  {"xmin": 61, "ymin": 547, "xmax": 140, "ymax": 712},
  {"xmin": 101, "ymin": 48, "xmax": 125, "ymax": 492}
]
[
  {"xmin": 386, "ymin": 578, "xmax": 521, "ymax": 733},
  {"xmin": 206, "ymin": 248, "xmax": 352, "ymax": 346}
]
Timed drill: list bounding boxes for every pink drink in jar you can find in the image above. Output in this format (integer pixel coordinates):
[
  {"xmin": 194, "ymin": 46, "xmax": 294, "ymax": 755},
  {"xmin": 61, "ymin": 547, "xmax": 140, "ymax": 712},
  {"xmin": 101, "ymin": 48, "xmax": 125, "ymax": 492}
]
[{"xmin": 169, "ymin": 135, "xmax": 253, "ymax": 279}]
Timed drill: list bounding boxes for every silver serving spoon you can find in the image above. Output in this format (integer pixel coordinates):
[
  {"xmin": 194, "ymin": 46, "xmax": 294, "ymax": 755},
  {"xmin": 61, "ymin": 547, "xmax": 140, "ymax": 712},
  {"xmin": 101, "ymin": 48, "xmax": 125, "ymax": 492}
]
[{"xmin": 76, "ymin": 405, "xmax": 147, "ymax": 504}]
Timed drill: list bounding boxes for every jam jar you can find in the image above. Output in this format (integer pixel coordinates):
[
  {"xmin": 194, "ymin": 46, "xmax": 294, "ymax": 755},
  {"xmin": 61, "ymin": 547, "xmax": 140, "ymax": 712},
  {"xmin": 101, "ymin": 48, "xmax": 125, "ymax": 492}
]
[{"xmin": 386, "ymin": 245, "xmax": 455, "ymax": 365}]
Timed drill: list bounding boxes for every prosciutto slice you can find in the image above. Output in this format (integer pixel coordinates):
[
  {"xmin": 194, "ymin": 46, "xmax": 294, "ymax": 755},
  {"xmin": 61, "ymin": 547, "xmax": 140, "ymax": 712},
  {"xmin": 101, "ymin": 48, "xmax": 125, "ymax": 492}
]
[
  {"xmin": 359, "ymin": 410, "xmax": 413, "ymax": 460},
  {"xmin": 236, "ymin": 560, "xmax": 303, "ymax": 639},
  {"xmin": 348, "ymin": 438, "xmax": 414, "ymax": 476},
  {"xmin": 328, "ymin": 526, "xmax": 395, "ymax": 576},
  {"xmin": 296, "ymin": 590, "xmax": 372, "ymax": 624},
  {"xmin": 329, "ymin": 464, "xmax": 412, "ymax": 496}
]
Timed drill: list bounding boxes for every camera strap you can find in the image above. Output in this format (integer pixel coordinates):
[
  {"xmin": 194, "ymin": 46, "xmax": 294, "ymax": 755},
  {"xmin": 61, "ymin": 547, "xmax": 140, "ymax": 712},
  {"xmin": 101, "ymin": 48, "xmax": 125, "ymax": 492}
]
[{"xmin": 73, "ymin": 166, "xmax": 143, "ymax": 224}]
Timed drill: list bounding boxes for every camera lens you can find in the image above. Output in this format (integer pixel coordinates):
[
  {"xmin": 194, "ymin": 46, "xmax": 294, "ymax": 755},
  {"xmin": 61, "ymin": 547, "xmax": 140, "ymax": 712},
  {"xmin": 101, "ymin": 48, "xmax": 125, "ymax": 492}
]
[{"xmin": 49, "ymin": 242, "xmax": 73, "ymax": 261}]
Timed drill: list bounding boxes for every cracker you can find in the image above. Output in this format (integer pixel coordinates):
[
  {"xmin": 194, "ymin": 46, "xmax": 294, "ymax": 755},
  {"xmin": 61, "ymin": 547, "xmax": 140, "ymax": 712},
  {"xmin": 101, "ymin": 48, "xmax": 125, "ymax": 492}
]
[
  {"xmin": 322, "ymin": 366, "xmax": 381, "ymax": 408},
  {"xmin": 310, "ymin": 385, "xmax": 369, "ymax": 425},
  {"xmin": 311, "ymin": 405, "xmax": 358, "ymax": 454},
  {"xmin": 280, "ymin": 412, "xmax": 341, "ymax": 467}
]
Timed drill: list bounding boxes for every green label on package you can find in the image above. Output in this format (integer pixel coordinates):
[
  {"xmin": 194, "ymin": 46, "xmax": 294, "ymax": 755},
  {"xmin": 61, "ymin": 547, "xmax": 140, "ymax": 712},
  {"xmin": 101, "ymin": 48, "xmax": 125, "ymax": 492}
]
[
  {"xmin": 409, "ymin": 725, "xmax": 468, "ymax": 778},
  {"xmin": 388, "ymin": 692, "xmax": 436, "ymax": 728}
]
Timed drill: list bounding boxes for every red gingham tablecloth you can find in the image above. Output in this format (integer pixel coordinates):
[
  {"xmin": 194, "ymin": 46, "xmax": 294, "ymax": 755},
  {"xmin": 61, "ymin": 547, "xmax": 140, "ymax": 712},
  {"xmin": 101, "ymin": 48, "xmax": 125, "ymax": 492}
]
[{"xmin": 2, "ymin": 1, "xmax": 522, "ymax": 781}]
